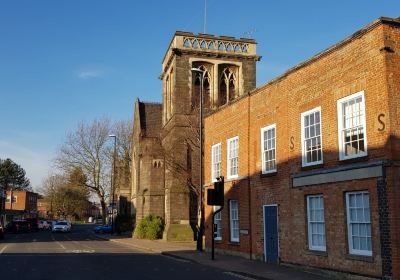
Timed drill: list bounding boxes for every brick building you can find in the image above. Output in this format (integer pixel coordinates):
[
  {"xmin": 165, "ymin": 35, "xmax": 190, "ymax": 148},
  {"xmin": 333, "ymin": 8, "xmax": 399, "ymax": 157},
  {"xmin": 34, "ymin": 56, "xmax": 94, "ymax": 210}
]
[
  {"xmin": 4, "ymin": 190, "xmax": 38, "ymax": 221},
  {"xmin": 203, "ymin": 17, "xmax": 400, "ymax": 279},
  {"xmin": 131, "ymin": 32, "xmax": 260, "ymax": 240}
]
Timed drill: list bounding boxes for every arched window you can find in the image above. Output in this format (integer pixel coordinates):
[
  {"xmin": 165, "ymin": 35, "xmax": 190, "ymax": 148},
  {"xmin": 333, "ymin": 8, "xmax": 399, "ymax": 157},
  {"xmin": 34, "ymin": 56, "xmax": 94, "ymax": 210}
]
[
  {"xmin": 166, "ymin": 75, "xmax": 170, "ymax": 119},
  {"xmin": 218, "ymin": 66, "xmax": 237, "ymax": 106},
  {"xmin": 192, "ymin": 63, "xmax": 212, "ymax": 110}
]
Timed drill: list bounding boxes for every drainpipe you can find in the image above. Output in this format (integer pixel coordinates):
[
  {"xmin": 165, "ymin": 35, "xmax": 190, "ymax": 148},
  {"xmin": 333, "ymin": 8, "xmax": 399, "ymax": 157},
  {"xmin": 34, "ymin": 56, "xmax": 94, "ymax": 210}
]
[{"xmin": 247, "ymin": 92, "xmax": 252, "ymax": 260}]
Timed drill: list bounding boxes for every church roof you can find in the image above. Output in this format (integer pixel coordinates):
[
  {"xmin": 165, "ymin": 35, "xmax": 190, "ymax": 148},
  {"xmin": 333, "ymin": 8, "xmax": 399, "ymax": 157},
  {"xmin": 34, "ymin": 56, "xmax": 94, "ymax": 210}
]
[{"xmin": 138, "ymin": 101, "xmax": 162, "ymax": 138}]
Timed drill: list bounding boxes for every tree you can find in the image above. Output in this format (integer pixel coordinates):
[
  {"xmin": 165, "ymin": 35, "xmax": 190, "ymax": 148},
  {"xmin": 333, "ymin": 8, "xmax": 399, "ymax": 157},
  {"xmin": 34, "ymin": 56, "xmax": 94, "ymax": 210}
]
[
  {"xmin": 55, "ymin": 118, "xmax": 133, "ymax": 223},
  {"xmin": 110, "ymin": 119, "xmax": 132, "ymax": 210},
  {"xmin": 0, "ymin": 158, "xmax": 31, "ymax": 191},
  {"xmin": 40, "ymin": 168, "xmax": 90, "ymax": 220},
  {"xmin": 0, "ymin": 158, "xmax": 31, "ymax": 211},
  {"xmin": 55, "ymin": 118, "xmax": 112, "ymax": 223}
]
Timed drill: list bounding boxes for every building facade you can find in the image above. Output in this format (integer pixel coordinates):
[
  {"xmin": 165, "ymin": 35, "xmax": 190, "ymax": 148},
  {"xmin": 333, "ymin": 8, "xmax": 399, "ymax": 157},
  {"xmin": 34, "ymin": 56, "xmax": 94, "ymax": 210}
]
[
  {"xmin": 131, "ymin": 32, "xmax": 260, "ymax": 240},
  {"xmin": 204, "ymin": 17, "xmax": 400, "ymax": 279},
  {"xmin": 4, "ymin": 190, "xmax": 38, "ymax": 221}
]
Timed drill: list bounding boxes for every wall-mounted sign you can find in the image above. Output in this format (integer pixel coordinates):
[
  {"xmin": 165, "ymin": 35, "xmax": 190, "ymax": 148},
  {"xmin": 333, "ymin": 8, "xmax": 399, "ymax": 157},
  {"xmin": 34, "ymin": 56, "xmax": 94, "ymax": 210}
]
[
  {"xmin": 240, "ymin": 229, "xmax": 249, "ymax": 235},
  {"xmin": 289, "ymin": 136, "xmax": 295, "ymax": 151},
  {"xmin": 378, "ymin": 113, "xmax": 385, "ymax": 132}
]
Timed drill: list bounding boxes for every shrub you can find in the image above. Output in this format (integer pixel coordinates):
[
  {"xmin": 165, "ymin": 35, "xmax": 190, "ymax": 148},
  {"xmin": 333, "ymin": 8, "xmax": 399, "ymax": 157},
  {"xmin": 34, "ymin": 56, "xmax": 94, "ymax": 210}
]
[
  {"xmin": 115, "ymin": 214, "xmax": 134, "ymax": 234},
  {"xmin": 134, "ymin": 215, "xmax": 164, "ymax": 240}
]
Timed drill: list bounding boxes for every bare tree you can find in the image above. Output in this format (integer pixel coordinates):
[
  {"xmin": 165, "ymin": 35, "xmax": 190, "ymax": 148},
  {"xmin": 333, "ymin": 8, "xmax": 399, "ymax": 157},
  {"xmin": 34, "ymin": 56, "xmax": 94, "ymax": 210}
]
[
  {"xmin": 109, "ymin": 119, "xmax": 132, "ymax": 196},
  {"xmin": 55, "ymin": 118, "xmax": 111, "ymax": 223},
  {"xmin": 40, "ymin": 169, "xmax": 90, "ymax": 220}
]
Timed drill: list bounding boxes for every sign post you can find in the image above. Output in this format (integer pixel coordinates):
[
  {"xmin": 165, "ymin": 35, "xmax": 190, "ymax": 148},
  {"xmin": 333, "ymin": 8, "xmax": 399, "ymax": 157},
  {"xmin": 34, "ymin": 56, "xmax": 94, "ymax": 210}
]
[{"xmin": 207, "ymin": 176, "xmax": 224, "ymax": 260}]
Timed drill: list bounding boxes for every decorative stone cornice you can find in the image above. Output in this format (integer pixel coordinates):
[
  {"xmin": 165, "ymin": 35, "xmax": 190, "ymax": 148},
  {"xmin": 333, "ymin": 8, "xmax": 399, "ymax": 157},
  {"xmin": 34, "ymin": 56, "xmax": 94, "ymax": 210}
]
[{"xmin": 160, "ymin": 31, "xmax": 258, "ymax": 79}]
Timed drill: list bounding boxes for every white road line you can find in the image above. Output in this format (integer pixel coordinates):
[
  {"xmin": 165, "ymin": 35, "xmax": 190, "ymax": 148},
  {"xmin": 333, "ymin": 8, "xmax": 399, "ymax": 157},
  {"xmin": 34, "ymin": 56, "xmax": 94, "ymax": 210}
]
[
  {"xmin": 0, "ymin": 245, "xmax": 8, "ymax": 255},
  {"xmin": 56, "ymin": 241, "xmax": 66, "ymax": 250},
  {"xmin": 223, "ymin": 272, "xmax": 257, "ymax": 280}
]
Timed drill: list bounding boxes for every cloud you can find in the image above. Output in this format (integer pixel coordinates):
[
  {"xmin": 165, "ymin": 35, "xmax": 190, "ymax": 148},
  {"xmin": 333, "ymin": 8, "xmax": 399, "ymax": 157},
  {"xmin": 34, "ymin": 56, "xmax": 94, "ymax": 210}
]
[{"xmin": 77, "ymin": 69, "xmax": 103, "ymax": 79}]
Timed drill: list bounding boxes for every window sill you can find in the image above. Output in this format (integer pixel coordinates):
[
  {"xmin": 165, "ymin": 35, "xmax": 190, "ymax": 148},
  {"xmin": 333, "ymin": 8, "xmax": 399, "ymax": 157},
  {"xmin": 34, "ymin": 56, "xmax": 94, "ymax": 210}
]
[
  {"xmin": 345, "ymin": 254, "xmax": 374, "ymax": 262},
  {"xmin": 305, "ymin": 249, "xmax": 327, "ymax": 257},
  {"xmin": 260, "ymin": 171, "xmax": 278, "ymax": 178},
  {"xmin": 339, "ymin": 154, "xmax": 369, "ymax": 164},
  {"xmin": 300, "ymin": 163, "xmax": 324, "ymax": 172}
]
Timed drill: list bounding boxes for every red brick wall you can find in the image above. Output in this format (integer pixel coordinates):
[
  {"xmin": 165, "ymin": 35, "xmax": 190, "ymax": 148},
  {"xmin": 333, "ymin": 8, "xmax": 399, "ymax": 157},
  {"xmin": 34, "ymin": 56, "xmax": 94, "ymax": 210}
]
[
  {"xmin": 384, "ymin": 23, "xmax": 400, "ymax": 279},
  {"xmin": 204, "ymin": 20, "xmax": 399, "ymax": 278}
]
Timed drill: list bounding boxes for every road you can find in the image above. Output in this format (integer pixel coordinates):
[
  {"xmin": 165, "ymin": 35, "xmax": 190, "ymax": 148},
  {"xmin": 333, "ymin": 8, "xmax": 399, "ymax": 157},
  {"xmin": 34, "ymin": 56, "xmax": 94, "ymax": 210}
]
[{"xmin": 0, "ymin": 224, "xmax": 245, "ymax": 280}]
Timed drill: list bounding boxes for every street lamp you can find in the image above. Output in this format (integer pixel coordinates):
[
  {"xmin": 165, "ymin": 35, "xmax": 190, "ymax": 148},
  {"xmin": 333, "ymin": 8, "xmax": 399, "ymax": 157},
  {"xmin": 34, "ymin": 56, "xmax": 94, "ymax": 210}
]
[
  {"xmin": 191, "ymin": 67, "xmax": 205, "ymax": 251},
  {"xmin": 109, "ymin": 134, "xmax": 117, "ymax": 234}
]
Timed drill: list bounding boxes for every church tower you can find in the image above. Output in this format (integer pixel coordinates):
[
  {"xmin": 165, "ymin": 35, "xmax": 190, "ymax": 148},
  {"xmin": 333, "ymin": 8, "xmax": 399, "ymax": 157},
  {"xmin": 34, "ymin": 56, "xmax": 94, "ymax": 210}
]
[{"xmin": 160, "ymin": 31, "xmax": 260, "ymax": 240}]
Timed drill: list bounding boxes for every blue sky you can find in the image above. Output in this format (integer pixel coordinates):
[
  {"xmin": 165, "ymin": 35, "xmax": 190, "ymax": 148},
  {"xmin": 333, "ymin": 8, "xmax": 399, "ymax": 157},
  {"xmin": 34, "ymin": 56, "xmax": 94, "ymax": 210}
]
[{"xmin": 0, "ymin": 0, "xmax": 399, "ymax": 189}]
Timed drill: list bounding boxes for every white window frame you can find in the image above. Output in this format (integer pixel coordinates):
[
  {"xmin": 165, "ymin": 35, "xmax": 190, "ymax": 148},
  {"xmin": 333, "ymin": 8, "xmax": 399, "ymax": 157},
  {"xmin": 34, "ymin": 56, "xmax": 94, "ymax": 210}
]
[
  {"xmin": 261, "ymin": 124, "xmax": 277, "ymax": 174},
  {"xmin": 346, "ymin": 191, "xmax": 372, "ymax": 256},
  {"xmin": 213, "ymin": 206, "xmax": 222, "ymax": 241},
  {"xmin": 227, "ymin": 136, "xmax": 239, "ymax": 179},
  {"xmin": 211, "ymin": 143, "xmax": 222, "ymax": 182},
  {"xmin": 337, "ymin": 91, "xmax": 368, "ymax": 160},
  {"xmin": 6, "ymin": 195, "xmax": 17, "ymax": 203},
  {"xmin": 229, "ymin": 200, "xmax": 239, "ymax": 242},
  {"xmin": 301, "ymin": 107, "xmax": 323, "ymax": 167},
  {"xmin": 307, "ymin": 195, "xmax": 326, "ymax": 251}
]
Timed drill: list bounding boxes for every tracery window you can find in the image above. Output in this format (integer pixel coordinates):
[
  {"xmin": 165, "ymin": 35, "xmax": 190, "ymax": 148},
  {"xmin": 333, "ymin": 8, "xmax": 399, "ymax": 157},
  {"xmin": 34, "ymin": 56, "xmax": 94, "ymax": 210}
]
[
  {"xmin": 192, "ymin": 63, "xmax": 212, "ymax": 109},
  {"xmin": 218, "ymin": 65, "xmax": 238, "ymax": 106}
]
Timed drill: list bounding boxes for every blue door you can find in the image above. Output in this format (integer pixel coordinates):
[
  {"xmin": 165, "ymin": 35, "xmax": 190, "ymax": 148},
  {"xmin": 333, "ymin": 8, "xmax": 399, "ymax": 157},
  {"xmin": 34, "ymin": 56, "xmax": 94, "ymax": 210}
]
[{"xmin": 264, "ymin": 205, "xmax": 278, "ymax": 263}]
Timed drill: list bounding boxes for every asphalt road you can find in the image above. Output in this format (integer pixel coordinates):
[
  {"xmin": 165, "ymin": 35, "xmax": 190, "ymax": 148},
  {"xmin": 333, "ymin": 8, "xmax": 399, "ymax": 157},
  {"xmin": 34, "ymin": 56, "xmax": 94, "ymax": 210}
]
[{"xmin": 0, "ymin": 224, "xmax": 245, "ymax": 280}]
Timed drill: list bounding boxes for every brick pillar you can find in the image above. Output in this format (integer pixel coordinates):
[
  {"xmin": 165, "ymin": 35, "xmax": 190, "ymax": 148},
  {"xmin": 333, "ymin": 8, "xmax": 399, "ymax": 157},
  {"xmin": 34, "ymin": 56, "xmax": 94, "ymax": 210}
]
[{"xmin": 377, "ymin": 170, "xmax": 393, "ymax": 280}]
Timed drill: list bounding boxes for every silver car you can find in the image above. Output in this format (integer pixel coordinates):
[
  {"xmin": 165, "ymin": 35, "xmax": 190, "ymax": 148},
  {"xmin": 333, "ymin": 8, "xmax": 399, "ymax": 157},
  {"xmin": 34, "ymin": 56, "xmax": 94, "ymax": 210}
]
[{"xmin": 52, "ymin": 221, "xmax": 71, "ymax": 233}]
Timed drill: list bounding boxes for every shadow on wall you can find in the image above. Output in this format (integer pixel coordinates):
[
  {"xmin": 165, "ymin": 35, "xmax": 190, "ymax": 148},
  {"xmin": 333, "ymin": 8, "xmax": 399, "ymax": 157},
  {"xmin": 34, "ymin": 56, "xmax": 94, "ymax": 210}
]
[{"xmin": 203, "ymin": 135, "xmax": 399, "ymax": 279}]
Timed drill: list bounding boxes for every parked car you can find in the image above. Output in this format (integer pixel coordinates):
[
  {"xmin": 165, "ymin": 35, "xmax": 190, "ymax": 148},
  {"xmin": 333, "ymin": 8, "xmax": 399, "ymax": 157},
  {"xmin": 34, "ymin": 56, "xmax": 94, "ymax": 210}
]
[
  {"xmin": 0, "ymin": 224, "xmax": 4, "ymax": 239},
  {"xmin": 94, "ymin": 224, "xmax": 112, "ymax": 234},
  {"xmin": 6, "ymin": 220, "xmax": 31, "ymax": 233},
  {"xmin": 52, "ymin": 221, "xmax": 71, "ymax": 233},
  {"xmin": 25, "ymin": 218, "xmax": 39, "ymax": 232},
  {"xmin": 38, "ymin": 220, "xmax": 52, "ymax": 230}
]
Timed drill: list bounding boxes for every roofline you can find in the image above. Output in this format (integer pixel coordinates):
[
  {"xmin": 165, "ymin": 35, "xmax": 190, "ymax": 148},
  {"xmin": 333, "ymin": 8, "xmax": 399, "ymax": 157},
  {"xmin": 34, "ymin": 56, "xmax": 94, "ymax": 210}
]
[
  {"xmin": 204, "ymin": 17, "xmax": 400, "ymax": 119},
  {"xmin": 161, "ymin": 31, "xmax": 257, "ymax": 66},
  {"xmin": 251, "ymin": 17, "xmax": 400, "ymax": 95}
]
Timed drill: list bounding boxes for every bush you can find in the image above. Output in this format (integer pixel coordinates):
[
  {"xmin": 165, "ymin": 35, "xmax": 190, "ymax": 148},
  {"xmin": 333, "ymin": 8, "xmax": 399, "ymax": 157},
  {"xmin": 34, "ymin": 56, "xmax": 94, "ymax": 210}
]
[
  {"xmin": 134, "ymin": 215, "xmax": 164, "ymax": 240},
  {"xmin": 115, "ymin": 214, "xmax": 134, "ymax": 233}
]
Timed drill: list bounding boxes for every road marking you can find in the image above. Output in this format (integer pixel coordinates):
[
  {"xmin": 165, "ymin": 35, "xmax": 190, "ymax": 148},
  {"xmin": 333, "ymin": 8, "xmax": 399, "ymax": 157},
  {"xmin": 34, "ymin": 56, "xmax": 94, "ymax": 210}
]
[
  {"xmin": 0, "ymin": 245, "xmax": 8, "ymax": 255},
  {"xmin": 67, "ymin": 249, "xmax": 95, "ymax": 254},
  {"xmin": 56, "ymin": 241, "xmax": 66, "ymax": 250},
  {"xmin": 162, "ymin": 254, "xmax": 190, "ymax": 263},
  {"xmin": 223, "ymin": 272, "xmax": 257, "ymax": 280}
]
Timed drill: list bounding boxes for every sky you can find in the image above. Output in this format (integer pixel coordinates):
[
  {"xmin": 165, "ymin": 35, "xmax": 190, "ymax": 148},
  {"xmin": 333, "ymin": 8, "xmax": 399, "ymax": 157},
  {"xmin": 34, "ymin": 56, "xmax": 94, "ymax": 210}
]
[{"xmin": 0, "ymin": 0, "xmax": 399, "ymax": 190}]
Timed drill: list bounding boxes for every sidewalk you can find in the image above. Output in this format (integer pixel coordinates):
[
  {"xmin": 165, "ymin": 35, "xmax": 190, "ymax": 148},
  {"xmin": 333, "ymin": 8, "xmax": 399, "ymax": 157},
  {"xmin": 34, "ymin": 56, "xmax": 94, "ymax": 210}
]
[{"xmin": 95, "ymin": 234, "xmax": 338, "ymax": 280}]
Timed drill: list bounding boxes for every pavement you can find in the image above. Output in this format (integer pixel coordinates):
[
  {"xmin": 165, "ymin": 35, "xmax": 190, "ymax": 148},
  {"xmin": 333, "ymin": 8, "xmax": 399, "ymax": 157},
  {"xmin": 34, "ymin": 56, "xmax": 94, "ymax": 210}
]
[{"xmin": 95, "ymin": 233, "xmax": 337, "ymax": 280}]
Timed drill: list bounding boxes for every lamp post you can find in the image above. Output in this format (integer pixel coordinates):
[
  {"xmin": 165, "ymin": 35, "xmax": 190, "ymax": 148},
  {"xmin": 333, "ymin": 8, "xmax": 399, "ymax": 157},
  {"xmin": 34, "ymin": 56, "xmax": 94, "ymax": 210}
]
[
  {"xmin": 109, "ymin": 134, "xmax": 117, "ymax": 234},
  {"xmin": 191, "ymin": 67, "xmax": 205, "ymax": 251}
]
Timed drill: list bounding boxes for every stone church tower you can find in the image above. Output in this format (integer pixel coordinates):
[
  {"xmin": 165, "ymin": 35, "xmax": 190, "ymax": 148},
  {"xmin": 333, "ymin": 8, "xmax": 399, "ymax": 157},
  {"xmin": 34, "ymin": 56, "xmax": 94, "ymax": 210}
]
[{"xmin": 132, "ymin": 31, "xmax": 259, "ymax": 240}]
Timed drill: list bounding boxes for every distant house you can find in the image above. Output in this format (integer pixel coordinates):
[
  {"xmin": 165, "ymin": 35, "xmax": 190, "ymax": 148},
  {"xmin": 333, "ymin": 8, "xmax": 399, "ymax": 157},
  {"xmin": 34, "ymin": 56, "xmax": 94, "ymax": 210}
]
[
  {"xmin": 37, "ymin": 196, "xmax": 51, "ymax": 218},
  {"xmin": 4, "ymin": 190, "xmax": 38, "ymax": 222}
]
